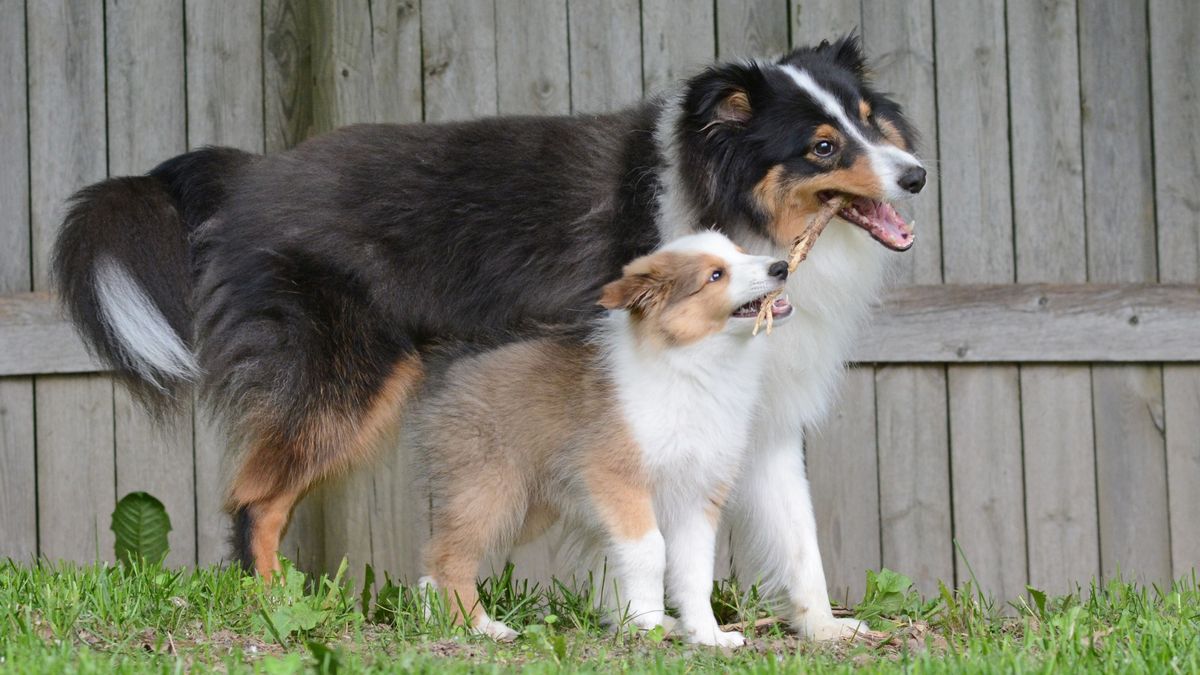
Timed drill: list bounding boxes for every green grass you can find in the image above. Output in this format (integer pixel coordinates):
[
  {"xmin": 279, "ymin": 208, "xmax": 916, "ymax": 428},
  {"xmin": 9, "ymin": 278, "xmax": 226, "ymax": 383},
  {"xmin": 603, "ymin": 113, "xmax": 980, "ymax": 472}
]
[{"xmin": 1, "ymin": 558, "xmax": 1198, "ymax": 674}]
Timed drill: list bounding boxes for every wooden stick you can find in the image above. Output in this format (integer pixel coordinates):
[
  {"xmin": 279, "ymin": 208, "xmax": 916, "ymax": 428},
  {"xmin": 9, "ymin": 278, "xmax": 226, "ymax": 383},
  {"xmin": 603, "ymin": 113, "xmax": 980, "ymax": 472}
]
[{"xmin": 752, "ymin": 196, "xmax": 849, "ymax": 336}]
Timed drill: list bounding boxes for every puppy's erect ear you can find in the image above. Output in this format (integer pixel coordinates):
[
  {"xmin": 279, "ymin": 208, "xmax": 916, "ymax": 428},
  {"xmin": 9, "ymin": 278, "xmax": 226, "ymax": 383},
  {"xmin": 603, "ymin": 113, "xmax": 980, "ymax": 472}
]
[{"xmin": 599, "ymin": 274, "xmax": 655, "ymax": 311}]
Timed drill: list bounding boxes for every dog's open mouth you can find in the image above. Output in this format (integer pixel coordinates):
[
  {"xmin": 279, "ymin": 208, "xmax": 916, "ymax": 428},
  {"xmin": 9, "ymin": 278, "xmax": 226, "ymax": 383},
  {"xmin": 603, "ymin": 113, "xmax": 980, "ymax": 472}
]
[
  {"xmin": 733, "ymin": 294, "xmax": 793, "ymax": 320},
  {"xmin": 818, "ymin": 191, "xmax": 914, "ymax": 251}
]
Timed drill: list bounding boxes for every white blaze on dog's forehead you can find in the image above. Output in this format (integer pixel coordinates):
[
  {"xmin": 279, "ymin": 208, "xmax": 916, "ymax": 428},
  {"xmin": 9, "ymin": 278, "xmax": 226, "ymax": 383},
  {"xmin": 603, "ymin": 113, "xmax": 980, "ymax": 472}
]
[{"xmin": 778, "ymin": 65, "xmax": 922, "ymax": 197}]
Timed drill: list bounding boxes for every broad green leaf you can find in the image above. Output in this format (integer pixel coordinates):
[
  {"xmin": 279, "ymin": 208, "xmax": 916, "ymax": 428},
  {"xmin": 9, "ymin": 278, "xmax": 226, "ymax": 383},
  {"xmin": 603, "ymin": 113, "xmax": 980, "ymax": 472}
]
[{"xmin": 111, "ymin": 492, "xmax": 172, "ymax": 567}]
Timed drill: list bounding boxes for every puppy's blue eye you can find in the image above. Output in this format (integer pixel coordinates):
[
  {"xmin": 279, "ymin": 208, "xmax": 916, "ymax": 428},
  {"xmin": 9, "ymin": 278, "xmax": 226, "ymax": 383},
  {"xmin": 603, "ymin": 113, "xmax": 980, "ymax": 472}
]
[
  {"xmin": 813, "ymin": 140, "xmax": 836, "ymax": 157},
  {"xmin": 709, "ymin": 269, "xmax": 724, "ymax": 282}
]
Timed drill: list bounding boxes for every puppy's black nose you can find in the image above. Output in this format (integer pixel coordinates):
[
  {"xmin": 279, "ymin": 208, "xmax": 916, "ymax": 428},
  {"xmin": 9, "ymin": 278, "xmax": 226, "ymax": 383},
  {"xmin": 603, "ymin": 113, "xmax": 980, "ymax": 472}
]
[
  {"xmin": 768, "ymin": 260, "xmax": 789, "ymax": 280},
  {"xmin": 898, "ymin": 166, "xmax": 927, "ymax": 194}
]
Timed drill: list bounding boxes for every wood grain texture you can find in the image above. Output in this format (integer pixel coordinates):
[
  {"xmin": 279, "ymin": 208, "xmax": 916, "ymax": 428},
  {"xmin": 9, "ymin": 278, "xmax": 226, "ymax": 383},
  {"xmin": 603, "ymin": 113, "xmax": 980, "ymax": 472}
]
[
  {"xmin": 105, "ymin": 0, "xmax": 196, "ymax": 569},
  {"xmin": 861, "ymin": 0, "xmax": 950, "ymax": 598},
  {"xmin": 422, "ymin": 0, "xmax": 498, "ymax": 122},
  {"xmin": 567, "ymin": 0, "xmax": 642, "ymax": 113},
  {"xmin": 28, "ymin": 0, "xmax": 115, "ymax": 564},
  {"xmin": 806, "ymin": 368, "xmax": 880, "ymax": 605},
  {"xmin": 1150, "ymin": 0, "xmax": 1200, "ymax": 581},
  {"xmin": 497, "ymin": 0, "xmax": 570, "ymax": 115},
  {"xmin": 791, "ymin": 0, "xmax": 860, "ymax": 44},
  {"xmin": 0, "ymin": 0, "xmax": 35, "ymax": 560},
  {"xmin": 875, "ymin": 365, "xmax": 952, "ymax": 596},
  {"xmin": 717, "ymin": 0, "xmax": 788, "ymax": 60},
  {"xmin": 187, "ymin": 0, "xmax": 271, "ymax": 569},
  {"xmin": 1079, "ymin": 0, "xmax": 1170, "ymax": 585},
  {"xmin": 935, "ymin": 0, "xmax": 1026, "ymax": 601},
  {"xmin": 641, "ymin": 0, "xmax": 715, "ymax": 95},
  {"xmin": 1006, "ymin": 0, "xmax": 1098, "ymax": 594}
]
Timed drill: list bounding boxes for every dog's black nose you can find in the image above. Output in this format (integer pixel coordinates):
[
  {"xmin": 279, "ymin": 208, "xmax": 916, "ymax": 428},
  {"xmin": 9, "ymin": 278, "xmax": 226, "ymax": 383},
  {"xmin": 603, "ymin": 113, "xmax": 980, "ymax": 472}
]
[
  {"xmin": 768, "ymin": 260, "xmax": 789, "ymax": 280},
  {"xmin": 898, "ymin": 166, "xmax": 927, "ymax": 194}
]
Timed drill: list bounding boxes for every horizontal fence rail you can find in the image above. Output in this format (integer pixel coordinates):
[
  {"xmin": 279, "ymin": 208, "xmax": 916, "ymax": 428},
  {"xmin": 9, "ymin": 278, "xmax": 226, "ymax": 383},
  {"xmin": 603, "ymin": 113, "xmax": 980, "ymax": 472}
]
[{"xmin": 5, "ymin": 284, "xmax": 1199, "ymax": 377}]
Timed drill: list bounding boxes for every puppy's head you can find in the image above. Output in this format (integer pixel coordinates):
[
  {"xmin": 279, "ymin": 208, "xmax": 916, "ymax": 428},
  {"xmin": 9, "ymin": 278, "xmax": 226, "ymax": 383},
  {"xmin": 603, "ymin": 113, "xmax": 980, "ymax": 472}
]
[
  {"xmin": 675, "ymin": 35, "xmax": 925, "ymax": 250},
  {"xmin": 599, "ymin": 232, "xmax": 793, "ymax": 346}
]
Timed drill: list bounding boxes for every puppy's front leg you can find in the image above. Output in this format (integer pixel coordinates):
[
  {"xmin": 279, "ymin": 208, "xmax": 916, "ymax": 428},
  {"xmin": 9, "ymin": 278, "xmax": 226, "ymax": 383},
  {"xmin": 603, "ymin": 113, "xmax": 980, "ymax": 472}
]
[
  {"xmin": 589, "ymin": 478, "xmax": 667, "ymax": 631},
  {"xmin": 663, "ymin": 502, "xmax": 745, "ymax": 648}
]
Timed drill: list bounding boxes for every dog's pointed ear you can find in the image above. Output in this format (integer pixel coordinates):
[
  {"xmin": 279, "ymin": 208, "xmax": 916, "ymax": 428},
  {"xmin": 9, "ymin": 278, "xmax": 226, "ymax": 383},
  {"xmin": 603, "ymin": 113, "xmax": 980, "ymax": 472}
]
[
  {"xmin": 827, "ymin": 33, "xmax": 867, "ymax": 76},
  {"xmin": 779, "ymin": 33, "xmax": 867, "ymax": 77},
  {"xmin": 686, "ymin": 63, "xmax": 764, "ymax": 130},
  {"xmin": 599, "ymin": 274, "xmax": 655, "ymax": 311}
]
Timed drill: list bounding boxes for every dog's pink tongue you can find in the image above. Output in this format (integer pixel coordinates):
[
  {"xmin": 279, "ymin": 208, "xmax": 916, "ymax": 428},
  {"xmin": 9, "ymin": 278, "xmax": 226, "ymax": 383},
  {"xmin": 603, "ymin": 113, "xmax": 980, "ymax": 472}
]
[{"xmin": 846, "ymin": 197, "xmax": 915, "ymax": 251}]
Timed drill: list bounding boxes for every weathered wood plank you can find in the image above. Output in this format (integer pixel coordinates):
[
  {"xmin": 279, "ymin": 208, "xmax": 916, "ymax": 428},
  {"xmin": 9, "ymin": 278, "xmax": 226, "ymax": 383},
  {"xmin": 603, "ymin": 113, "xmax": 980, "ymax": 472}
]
[
  {"xmin": 936, "ymin": 0, "xmax": 1026, "ymax": 602},
  {"xmin": 305, "ymin": 0, "xmax": 427, "ymax": 582},
  {"xmin": 807, "ymin": 368, "xmax": 880, "ymax": 604},
  {"xmin": 875, "ymin": 365, "xmax": 952, "ymax": 596},
  {"xmin": 188, "ymin": 0, "xmax": 269, "ymax": 568},
  {"xmin": 497, "ymin": 0, "xmax": 570, "ymax": 115},
  {"xmin": 641, "ymin": 0, "xmax": 715, "ymax": 95},
  {"xmin": 0, "ymin": 0, "xmax": 36, "ymax": 561},
  {"xmin": 567, "ymin": 0, "xmax": 642, "ymax": 113},
  {"xmin": 8, "ymin": 284, "xmax": 1200, "ymax": 376},
  {"xmin": 862, "ymin": 0, "xmax": 950, "ymax": 596},
  {"xmin": 791, "ymin": 0, "xmax": 859, "ymax": 44},
  {"xmin": 422, "ymin": 0, "xmax": 498, "ymax": 122},
  {"xmin": 717, "ymin": 0, "xmax": 788, "ymax": 60},
  {"xmin": 1007, "ymin": 0, "xmax": 1099, "ymax": 595},
  {"xmin": 28, "ymin": 0, "xmax": 115, "ymax": 564},
  {"xmin": 1150, "ymin": 0, "xmax": 1200, "ymax": 581},
  {"xmin": 1079, "ymin": 0, "xmax": 1171, "ymax": 585},
  {"xmin": 105, "ymin": 0, "xmax": 196, "ymax": 569}
]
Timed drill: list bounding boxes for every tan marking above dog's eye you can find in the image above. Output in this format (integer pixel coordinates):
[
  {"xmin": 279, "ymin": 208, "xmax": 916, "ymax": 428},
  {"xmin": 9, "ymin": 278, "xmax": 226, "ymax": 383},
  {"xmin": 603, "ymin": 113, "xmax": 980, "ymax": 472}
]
[{"xmin": 859, "ymin": 99, "xmax": 872, "ymax": 122}]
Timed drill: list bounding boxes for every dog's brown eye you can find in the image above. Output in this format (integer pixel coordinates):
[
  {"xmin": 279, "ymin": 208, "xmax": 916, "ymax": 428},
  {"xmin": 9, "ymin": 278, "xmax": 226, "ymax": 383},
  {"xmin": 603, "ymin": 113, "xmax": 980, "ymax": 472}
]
[
  {"xmin": 709, "ymin": 269, "xmax": 724, "ymax": 282},
  {"xmin": 812, "ymin": 140, "xmax": 837, "ymax": 157}
]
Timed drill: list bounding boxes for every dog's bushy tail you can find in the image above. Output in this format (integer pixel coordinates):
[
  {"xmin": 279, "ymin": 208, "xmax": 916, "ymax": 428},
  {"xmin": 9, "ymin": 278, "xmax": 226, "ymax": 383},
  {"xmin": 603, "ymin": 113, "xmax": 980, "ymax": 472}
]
[{"xmin": 52, "ymin": 146, "xmax": 252, "ymax": 414}]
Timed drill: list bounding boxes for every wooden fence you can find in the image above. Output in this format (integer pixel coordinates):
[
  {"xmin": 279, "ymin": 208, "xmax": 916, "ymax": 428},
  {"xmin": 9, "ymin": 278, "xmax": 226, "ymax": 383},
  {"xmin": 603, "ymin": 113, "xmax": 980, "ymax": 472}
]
[{"xmin": 1, "ymin": 0, "xmax": 1197, "ymax": 605}]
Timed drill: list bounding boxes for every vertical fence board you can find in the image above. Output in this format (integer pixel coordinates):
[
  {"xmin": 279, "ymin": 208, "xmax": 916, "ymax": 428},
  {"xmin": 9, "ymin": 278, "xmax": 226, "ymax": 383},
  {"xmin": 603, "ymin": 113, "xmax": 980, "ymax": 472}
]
[
  {"xmin": 935, "ymin": 0, "xmax": 1027, "ymax": 602},
  {"xmin": 1151, "ymin": 0, "xmax": 1200, "ymax": 581},
  {"xmin": 789, "ymin": 0, "xmax": 880, "ymax": 604},
  {"xmin": 791, "ymin": 0, "xmax": 859, "ymax": 43},
  {"xmin": 641, "ymin": 0, "xmax": 715, "ymax": 95},
  {"xmin": 1079, "ymin": 0, "xmax": 1171, "ymax": 585},
  {"xmin": 492, "ymin": 0, "xmax": 575, "ymax": 585},
  {"xmin": 311, "ymin": 0, "xmax": 427, "ymax": 582},
  {"xmin": 497, "ymin": 0, "xmax": 570, "ymax": 116},
  {"xmin": 862, "ymin": 0, "xmax": 952, "ymax": 596},
  {"xmin": 567, "ymin": 0, "xmax": 641, "ymax": 113},
  {"xmin": 717, "ymin": 0, "xmax": 788, "ymax": 60},
  {"xmin": 0, "ymin": 0, "xmax": 36, "ymax": 561},
  {"xmin": 1007, "ymin": 0, "xmax": 1099, "ymax": 594},
  {"xmin": 807, "ymin": 369, "xmax": 880, "ymax": 604},
  {"xmin": 187, "ymin": 0, "xmax": 268, "ymax": 567},
  {"xmin": 422, "ymin": 0, "xmax": 498, "ymax": 122},
  {"xmin": 105, "ymin": 0, "xmax": 196, "ymax": 569},
  {"xmin": 28, "ymin": 0, "xmax": 115, "ymax": 564}
]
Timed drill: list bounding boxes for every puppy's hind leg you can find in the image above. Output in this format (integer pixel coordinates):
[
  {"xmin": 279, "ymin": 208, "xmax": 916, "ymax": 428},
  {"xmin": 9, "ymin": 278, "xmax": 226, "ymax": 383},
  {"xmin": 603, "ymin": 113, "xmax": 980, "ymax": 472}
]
[{"xmin": 423, "ymin": 472, "xmax": 527, "ymax": 641}]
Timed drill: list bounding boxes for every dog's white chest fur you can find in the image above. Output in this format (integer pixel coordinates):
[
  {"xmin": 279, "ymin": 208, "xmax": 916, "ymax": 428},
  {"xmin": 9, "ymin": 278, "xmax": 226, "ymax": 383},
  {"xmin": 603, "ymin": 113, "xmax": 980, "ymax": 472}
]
[
  {"xmin": 746, "ymin": 220, "xmax": 889, "ymax": 445},
  {"xmin": 603, "ymin": 322, "xmax": 770, "ymax": 507}
]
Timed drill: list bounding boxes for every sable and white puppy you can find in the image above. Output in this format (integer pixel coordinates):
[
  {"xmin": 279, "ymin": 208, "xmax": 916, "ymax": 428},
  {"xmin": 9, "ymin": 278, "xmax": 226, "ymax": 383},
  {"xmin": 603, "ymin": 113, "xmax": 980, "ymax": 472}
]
[{"xmin": 413, "ymin": 232, "xmax": 792, "ymax": 647}]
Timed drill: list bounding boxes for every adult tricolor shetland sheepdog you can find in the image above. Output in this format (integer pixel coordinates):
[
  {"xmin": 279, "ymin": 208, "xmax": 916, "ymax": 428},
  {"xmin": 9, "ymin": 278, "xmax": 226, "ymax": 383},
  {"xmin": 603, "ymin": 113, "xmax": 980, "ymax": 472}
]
[{"xmin": 54, "ymin": 36, "xmax": 925, "ymax": 640}]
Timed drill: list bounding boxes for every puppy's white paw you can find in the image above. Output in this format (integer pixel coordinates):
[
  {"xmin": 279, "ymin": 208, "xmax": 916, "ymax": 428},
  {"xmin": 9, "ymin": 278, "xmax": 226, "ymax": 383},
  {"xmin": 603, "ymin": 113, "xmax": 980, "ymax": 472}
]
[
  {"xmin": 800, "ymin": 616, "xmax": 868, "ymax": 641},
  {"xmin": 472, "ymin": 616, "xmax": 519, "ymax": 642},
  {"xmin": 686, "ymin": 625, "xmax": 746, "ymax": 648},
  {"xmin": 627, "ymin": 609, "xmax": 668, "ymax": 632}
]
